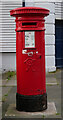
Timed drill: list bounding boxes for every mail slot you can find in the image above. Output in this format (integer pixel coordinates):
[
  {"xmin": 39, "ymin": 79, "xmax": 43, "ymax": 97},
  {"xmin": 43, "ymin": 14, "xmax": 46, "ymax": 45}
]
[
  {"xmin": 10, "ymin": 7, "xmax": 49, "ymax": 112},
  {"xmin": 22, "ymin": 22, "xmax": 37, "ymax": 26}
]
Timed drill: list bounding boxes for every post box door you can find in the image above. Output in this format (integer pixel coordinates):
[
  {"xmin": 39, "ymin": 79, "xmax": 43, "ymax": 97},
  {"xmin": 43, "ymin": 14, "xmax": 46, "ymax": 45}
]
[
  {"xmin": 23, "ymin": 31, "xmax": 43, "ymax": 71},
  {"xmin": 20, "ymin": 30, "xmax": 46, "ymax": 95}
]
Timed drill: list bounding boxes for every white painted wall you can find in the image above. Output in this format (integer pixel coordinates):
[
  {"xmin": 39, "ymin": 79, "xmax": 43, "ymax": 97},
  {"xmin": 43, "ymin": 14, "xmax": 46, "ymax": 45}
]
[
  {"xmin": 35, "ymin": 2, "xmax": 56, "ymax": 72},
  {"xmin": 0, "ymin": 1, "xmax": 56, "ymax": 72},
  {"xmin": 2, "ymin": 53, "xmax": 16, "ymax": 72}
]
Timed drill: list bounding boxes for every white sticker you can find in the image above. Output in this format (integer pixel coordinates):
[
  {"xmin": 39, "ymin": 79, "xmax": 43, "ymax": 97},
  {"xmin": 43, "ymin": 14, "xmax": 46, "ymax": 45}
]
[
  {"xmin": 25, "ymin": 31, "xmax": 35, "ymax": 48},
  {"xmin": 36, "ymin": 51, "xmax": 38, "ymax": 54},
  {"xmin": 22, "ymin": 50, "xmax": 27, "ymax": 54}
]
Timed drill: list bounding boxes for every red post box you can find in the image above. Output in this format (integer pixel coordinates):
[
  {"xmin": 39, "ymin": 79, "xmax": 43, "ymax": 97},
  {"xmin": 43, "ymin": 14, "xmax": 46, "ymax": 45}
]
[{"xmin": 10, "ymin": 7, "xmax": 49, "ymax": 112}]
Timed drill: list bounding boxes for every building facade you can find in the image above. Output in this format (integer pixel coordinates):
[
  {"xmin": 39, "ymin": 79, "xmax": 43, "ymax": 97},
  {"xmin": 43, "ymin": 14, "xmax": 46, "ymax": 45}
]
[{"xmin": 0, "ymin": 0, "xmax": 63, "ymax": 72}]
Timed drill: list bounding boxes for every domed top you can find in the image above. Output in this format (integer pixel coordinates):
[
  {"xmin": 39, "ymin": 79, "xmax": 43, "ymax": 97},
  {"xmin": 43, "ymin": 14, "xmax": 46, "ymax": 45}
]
[{"xmin": 10, "ymin": 7, "xmax": 49, "ymax": 17}]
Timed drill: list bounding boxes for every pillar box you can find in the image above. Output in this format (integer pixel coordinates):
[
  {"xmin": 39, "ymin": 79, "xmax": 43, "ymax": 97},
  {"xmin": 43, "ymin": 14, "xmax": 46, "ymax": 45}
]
[{"xmin": 10, "ymin": 7, "xmax": 49, "ymax": 112}]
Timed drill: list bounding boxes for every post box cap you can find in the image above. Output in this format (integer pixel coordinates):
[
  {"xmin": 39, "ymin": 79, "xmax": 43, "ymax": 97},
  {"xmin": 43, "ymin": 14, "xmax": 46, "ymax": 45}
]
[{"xmin": 10, "ymin": 7, "xmax": 49, "ymax": 17}]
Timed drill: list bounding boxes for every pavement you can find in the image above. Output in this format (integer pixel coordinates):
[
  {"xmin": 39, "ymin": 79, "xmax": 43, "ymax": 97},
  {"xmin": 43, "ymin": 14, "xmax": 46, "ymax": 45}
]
[
  {"xmin": 5, "ymin": 102, "xmax": 57, "ymax": 118},
  {"xmin": 0, "ymin": 69, "xmax": 62, "ymax": 119}
]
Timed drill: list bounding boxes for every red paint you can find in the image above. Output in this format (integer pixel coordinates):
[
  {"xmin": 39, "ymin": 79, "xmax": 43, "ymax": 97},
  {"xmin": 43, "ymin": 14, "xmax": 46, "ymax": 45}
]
[{"xmin": 10, "ymin": 7, "xmax": 49, "ymax": 96}]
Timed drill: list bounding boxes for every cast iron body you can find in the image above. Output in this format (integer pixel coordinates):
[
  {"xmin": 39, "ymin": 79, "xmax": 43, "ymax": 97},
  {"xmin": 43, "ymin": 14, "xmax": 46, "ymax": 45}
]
[{"xmin": 10, "ymin": 7, "xmax": 49, "ymax": 112}]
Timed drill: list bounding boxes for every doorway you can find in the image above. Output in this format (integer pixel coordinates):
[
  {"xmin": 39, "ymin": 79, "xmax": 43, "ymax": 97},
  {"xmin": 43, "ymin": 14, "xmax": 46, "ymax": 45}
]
[{"xmin": 55, "ymin": 20, "xmax": 63, "ymax": 68}]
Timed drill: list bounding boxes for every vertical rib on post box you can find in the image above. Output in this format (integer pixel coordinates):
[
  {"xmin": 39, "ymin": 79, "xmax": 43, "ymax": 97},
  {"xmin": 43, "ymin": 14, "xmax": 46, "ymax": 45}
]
[{"xmin": 10, "ymin": 7, "xmax": 49, "ymax": 112}]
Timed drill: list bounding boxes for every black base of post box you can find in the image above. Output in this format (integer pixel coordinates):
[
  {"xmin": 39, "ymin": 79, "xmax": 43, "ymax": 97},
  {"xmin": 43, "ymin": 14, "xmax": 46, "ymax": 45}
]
[{"xmin": 16, "ymin": 93, "xmax": 47, "ymax": 112}]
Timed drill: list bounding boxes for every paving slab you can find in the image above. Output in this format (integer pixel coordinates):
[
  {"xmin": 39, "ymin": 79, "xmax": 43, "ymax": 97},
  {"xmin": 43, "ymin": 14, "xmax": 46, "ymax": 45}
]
[
  {"xmin": 0, "ymin": 80, "xmax": 2, "ymax": 86},
  {"xmin": 2, "ymin": 80, "xmax": 7, "ymax": 86},
  {"xmin": 46, "ymin": 77, "xmax": 57, "ymax": 85},
  {"xmin": 0, "ymin": 87, "xmax": 2, "ymax": 102},
  {"xmin": 0, "ymin": 75, "xmax": 2, "ymax": 87},
  {"xmin": 2, "ymin": 87, "xmax": 12, "ymax": 97},
  {"xmin": 5, "ymin": 102, "xmax": 57, "ymax": 118},
  {"xmin": 0, "ymin": 101, "xmax": 2, "ymax": 120},
  {"xmin": 0, "ymin": 102, "xmax": 2, "ymax": 107},
  {"xmin": 5, "ymin": 79, "xmax": 17, "ymax": 87}
]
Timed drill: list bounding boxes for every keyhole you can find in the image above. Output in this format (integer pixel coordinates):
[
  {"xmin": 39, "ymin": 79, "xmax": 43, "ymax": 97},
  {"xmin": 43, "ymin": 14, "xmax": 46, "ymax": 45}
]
[{"xmin": 40, "ymin": 56, "xmax": 41, "ymax": 59}]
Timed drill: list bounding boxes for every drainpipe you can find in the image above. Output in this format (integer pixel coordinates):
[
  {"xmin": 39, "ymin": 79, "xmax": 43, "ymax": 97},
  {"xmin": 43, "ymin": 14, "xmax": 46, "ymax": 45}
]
[
  {"xmin": 22, "ymin": 0, "xmax": 25, "ymax": 7},
  {"xmin": 22, "ymin": 0, "xmax": 35, "ymax": 7}
]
